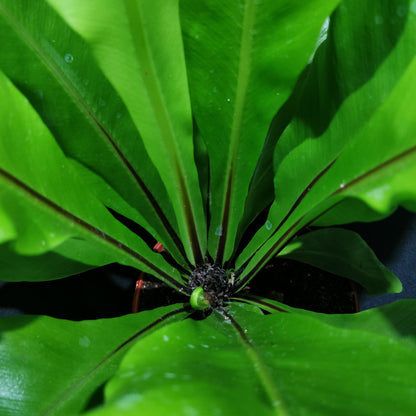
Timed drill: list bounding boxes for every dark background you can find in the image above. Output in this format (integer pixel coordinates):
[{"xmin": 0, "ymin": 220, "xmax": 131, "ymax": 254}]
[
  {"xmin": 0, "ymin": 208, "xmax": 415, "ymax": 319},
  {"xmin": 351, "ymin": 208, "xmax": 416, "ymax": 310}
]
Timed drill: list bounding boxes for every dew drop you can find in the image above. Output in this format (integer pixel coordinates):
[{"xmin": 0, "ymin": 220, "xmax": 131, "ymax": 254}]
[
  {"xmin": 265, "ymin": 220, "xmax": 273, "ymax": 230},
  {"xmin": 79, "ymin": 336, "xmax": 91, "ymax": 348},
  {"xmin": 374, "ymin": 15, "xmax": 384, "ymax": 25},
  {"xmin": 116, "ymin": 393, "xmax": 143, "ymax": 410},
  {"xmin": 163, "ymin": 335, "xmax": 169, "ymax": 342},
  {"xmin": 164, "ymin": 372, "xmax": 176, "ymax": 379},
  {"xmin": 64, "ymin": 53, "xmax": 74, "ymax": 64},
  {"xmin": 339, "ymin": 182, "xmax": 345, "ymax": 189},
  {"xmin": 226, "ymin": 98, "xmax": 231, "ymax": 102},
  {"xmin": 215, "ymin": 225, "xmax": 223, "ymax": 236}
]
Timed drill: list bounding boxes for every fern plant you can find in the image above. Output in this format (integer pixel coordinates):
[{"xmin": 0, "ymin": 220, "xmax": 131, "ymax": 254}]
[{"xmin": 1, "ymin": 0, "xmax": 416, "ymax": 415}]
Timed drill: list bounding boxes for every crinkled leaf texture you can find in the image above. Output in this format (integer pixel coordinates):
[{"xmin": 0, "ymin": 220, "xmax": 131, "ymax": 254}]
[
  {"xmin": 1, "ymin": 1, "xmax": 416, "ymax": 416},
  {"xmin": 236, "ymin": 0, "xmax": 416, "ymax": 285},
  {"xmin": 1, "ymin": 301, "xmax": 416, "ymax": 416},
  {"xmin": 0, "ymin": 0, "xmax": 414, "ymax": 294}
]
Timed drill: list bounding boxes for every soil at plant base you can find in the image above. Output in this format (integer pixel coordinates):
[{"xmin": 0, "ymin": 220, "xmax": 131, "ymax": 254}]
[
  {"xmin": 135, "ymin": 258, "xmax": 358, "ymax": 314},
  {"xmin": 246, "ymin": 258, "xmax": 359, "ymax": 314},
  {"xmin": 0, "ymin": 258, "xmax": 358, "ymax": 319}
]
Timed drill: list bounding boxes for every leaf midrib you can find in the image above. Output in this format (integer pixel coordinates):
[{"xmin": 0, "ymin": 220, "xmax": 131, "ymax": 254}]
[
  {"xmin": 216, "ymin": 0, "xmax": 256, "ymax": 262},
  {"xmin": 237, "ymin": 145, "xmax": 416, "ymax": 288},
  {"xmin": 41, "ymin": 307, "xmax": 188, "ymax": 416},
  {"xmin": 0, "ymin": 3, "xmax": 126, "ymax": 176},
  {"xmin": 123, "ymin": 0, "xmax": 203, "ymax": 264},
  {"xmin": 0, "ymin": 1, "xmax": 190, "ymax": 264},
  {"xmin": 224, "ymin": 310, "xmax": 289, "ymax": 416},
  {"xmin": 0, "ymin": 167, "xmax": 185, "ymax": 291}
]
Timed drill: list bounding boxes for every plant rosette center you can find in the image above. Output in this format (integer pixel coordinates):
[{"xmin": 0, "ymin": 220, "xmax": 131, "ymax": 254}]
[{"xmin": 188, "ymin": 264, "xmax": 234, "ymax": 310}]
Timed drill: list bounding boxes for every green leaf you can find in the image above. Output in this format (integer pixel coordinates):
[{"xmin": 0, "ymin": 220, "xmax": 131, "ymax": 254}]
[
  {"xmin": 236, "ymin": 0, "xmax": 416, "ymax": 284},
  {"xmin": 279, "ymin": 228, "xmax": 402, "ymax": 295},
  {"xmin": 0, "ymin": 0, "xmax": 188, "ymax": 267},
  {"xmin": 239, "ymin": 296, "xmax": 416, "ymax": 350},
  {"xmin": 0, "ymin": 71, "xmax": 183, "ymax": 289},
  {"xmin": 0, "ymin": 240, "xmax": 108, "ymax": 282},
  {"xmin": 0, "ymin": 305, "xmax": 187, "ymax": 416},
  {"xmin": 312, "ymin": 151, "xmax": 416, "ymax": 226},
  {"xmin": 181, "ymin": 0, "xmax": 341, "ymax": 263},
  {"xmin": 76, "ymin": 302, "xmax": 416, "ymax": 416},
  {"xmin": 48, "ymin": 0, "xmax": 207, "ymax": 265}
]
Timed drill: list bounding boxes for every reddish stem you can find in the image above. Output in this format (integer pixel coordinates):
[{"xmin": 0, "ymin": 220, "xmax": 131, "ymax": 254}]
[
  {"xmin": 132, "ymin": 242, "xmax": 165, "ymax": 313},
  {"xmin": 350, "ymin": 281, "xmax": 360, "ymax": 313},
  {"xmin": 153, "ymin": 242, "xmax": 165, "ymax": 253},
  {"xmin": 132, "ymin": 272, "xmax": 145, "ymax": 313}
]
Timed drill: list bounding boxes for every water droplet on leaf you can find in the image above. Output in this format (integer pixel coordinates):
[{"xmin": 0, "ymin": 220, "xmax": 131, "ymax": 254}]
[
  {"xmin": 374, "ymin": 15, "xmax": 384, "ymax": 24},
  {"xmin": 79, "ymin": 336, "xmax": 91, "ymax": 348},
  {"xmin": 64, "ymin": 53, "xmax": 74, "ymax": 63}
]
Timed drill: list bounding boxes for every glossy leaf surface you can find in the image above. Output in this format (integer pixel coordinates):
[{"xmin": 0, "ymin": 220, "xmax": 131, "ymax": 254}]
[
  {"xmin": 236, "ymin": 0, "xmax": 416, "ymax": 284},
  {"xmin": 242, "ymin": 0, "xmax": 413, "ymax": 225},
  {"xmin": 180, "ymin": 0, "xmax": 341, "ymax": 263},
  {"xmin": 0, "ymin": 305, "xmax": 187, "ymax": 416},
  {"xmin": 75, "ymin": 301, "xmax": 416, "ymax": 416},
  {"xmin": 0, "ymin": 0, "xmax": 188, "ymax": 267},
  {"xmin": 0, "ymin": 241, "xmax": 108, "ymax": 282},
  {"xmin": 279, "ymin": 228, "xmax": 402, "ymax": 295},
  {"xmin": 48, "ymin": 0, "xmax": 206, "ymax": 265},
  {"xmin": 0, "ymin": 71, "xmax": 183, "ymax": 289},
  {"xmin": 1, "ymin": 1, "xmax": 416, "ymax": 415}
]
